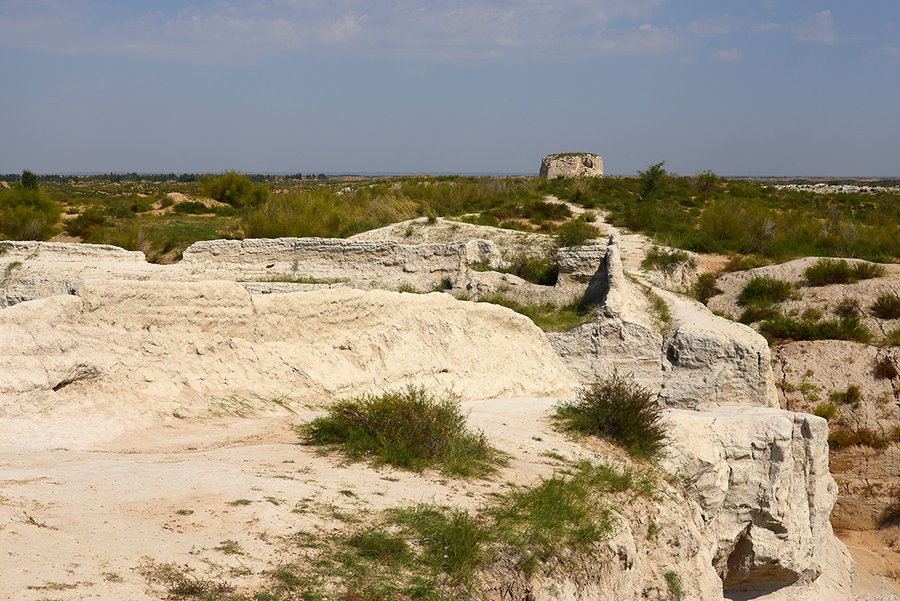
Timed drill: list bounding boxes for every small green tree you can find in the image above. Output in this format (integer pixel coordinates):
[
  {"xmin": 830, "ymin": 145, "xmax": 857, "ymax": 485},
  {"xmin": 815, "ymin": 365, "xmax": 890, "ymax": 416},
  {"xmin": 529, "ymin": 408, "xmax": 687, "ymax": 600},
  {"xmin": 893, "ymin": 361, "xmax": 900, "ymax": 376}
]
[
  {"xmin": 200, "ymin": 171, "xmax": 269, "ymax": 208},
  {"xmin": 21, "ymin": 170, "xmax": 38, "ymax": 190},
  {"xmin": 638, "ymin": 161, "xmax": 667, "ymax": 200}
]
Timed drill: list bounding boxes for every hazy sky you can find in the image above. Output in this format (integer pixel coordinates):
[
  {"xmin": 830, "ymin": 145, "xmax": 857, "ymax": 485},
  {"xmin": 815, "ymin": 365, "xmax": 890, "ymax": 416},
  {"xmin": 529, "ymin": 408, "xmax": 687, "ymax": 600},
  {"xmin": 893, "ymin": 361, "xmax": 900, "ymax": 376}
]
[{"xmin": 1, "ymin": 1, "xmax": 898, "ymax": 176}]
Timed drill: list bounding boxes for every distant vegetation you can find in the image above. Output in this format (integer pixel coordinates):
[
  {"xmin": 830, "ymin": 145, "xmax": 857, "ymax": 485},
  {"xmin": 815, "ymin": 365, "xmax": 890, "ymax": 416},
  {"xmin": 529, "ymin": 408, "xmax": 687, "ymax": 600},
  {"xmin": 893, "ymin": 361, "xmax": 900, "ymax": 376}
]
[{"xmin": 1, "ymin": 166, "xmax": 898, "ymax": 266}]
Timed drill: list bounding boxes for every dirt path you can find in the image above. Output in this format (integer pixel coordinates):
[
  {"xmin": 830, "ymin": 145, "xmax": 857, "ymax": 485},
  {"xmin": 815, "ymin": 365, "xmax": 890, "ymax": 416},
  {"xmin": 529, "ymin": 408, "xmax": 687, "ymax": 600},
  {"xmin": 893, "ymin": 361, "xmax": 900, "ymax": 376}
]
[{"xmin": 0, "ymin": 398, "xmax": 592, "ymax": 601}]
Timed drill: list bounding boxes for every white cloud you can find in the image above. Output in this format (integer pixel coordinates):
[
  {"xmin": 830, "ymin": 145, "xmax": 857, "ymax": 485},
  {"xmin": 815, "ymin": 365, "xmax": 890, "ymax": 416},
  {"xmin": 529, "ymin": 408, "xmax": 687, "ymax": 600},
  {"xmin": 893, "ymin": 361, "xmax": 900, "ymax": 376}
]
[
  {"xmin": 876, "ymin": 45, "xmax": 900, "ymax": 64},
  {"xmin": 688, "ymin": 15, "xmax": 738, "ymax": 36},
  {"xmin": 595, "ymin": 24, "xmax": 680, "ymax": 56},
  {"xmin": 795, "ymin": 9, "xmax": 835, "ymax": 44},
  {"xmin": 319, "ymin": 10, "xmax": 365, "ymax": 44},
  {"xmin": 751, "ymin": 21, "xmax": 782, "ymax": 32},
  {"xmin": 0, "ymin": 0, "xmax": 679, "ymax": 63},
  {"xmin": 711, "ymin": 48, "xmax": 741, "ymax": 62}
]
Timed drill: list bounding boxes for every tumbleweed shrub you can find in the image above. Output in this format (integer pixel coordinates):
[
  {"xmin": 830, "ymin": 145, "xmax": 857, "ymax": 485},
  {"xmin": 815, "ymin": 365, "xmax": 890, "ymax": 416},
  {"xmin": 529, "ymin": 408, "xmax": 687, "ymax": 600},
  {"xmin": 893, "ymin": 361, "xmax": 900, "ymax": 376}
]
[
  {"xmin": 813, "ymin": 402, "xmax": 838, "ymax": 421},
  {"xmin": 834, "ymin": 297, "xmax": 861, "ymax": 317},
  {"xmin": 871, "ymin": 293, "xmax": 900, "ymax": 320},
  {"xmin": 873, "ymin": 356, "xmax": 899, "ymax": 380},
  {"xmin": 692, "ymin": 272, "xmax": 722, "ymax": 304},
  {"xmin": 641, "ymin": 246, "xmax": 696, "ymax": 274},
  {"xmin": 829, "ymin": 384, "xmax": 862, "ymax": 405},
  {"xmin": 555, "ymin": 217, "xmax": 601, "ymax": 248},
  {"xmin": 297, "ymin": 386, "xmax": 502, "ymax": 477},
  {"xmin": 758, "ymin": 314, "xmax": 872, "ymax": 344},
  {"xmin": 804, "ymin": 258, "xmax": 885, "ymax": 286},
  {"xmin": 477, "ymin": 293, "xmax": 592, "ymax": 332},
  {"xmin": 553, "ymin": 372, "xmax": 667, "ymax": 460},
  {"xmin": 738, "ymin": 276, "xmax": 796, "ymax": 306}
]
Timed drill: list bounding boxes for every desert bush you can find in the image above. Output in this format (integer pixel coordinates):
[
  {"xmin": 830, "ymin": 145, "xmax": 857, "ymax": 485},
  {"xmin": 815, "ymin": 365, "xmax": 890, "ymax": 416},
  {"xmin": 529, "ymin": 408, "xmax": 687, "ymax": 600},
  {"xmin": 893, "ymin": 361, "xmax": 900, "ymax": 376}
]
[
  {"xmin": 555, "ymin": 217, "xmax": 600, "ymax": 247},
  {"xmin": 507, "ymin": 254, "xmax": 559, "ymax": 286},
  {"xmin": 885, "ymin": 328, "xmax": 900, "ymax": 347},
  {"xmin": 759, "ymin": 314, "xmax": 872, "ymax": 344},
  {"xmin": 835, "ymin": 297, "xmax": 861, "ymax": 317},
  {"xmin": 64, "ymin": 209, "xmax": 107, "ymax": 239},
  {"xmin": 805, "ymin": 258, "xmax": 885, "ymax": 286},
  {"xmin": 641, "ymin": 246, "xmax": 696, "ymax": 274},
  {"xmin": 827, "ymin": 426, "xmax": 889, "ymax": 450},
  {"xmin": 692, "ymin": 273, "xmax": 722, "ymax": 304},
  {"xmin": 553, "ymin": 371, "xmax": 666, "ymax": 459},
  {"xmin": 472, "ymin": 254, "xmax": 559, "ymax": 286},
  {"xmin": 873, "ymin": 356, "xmax": 899, "ymax": 380},
  {"xmin": 722, "ymin": 254, "xmax": 769, "ymax": 273},
  {"xmin": 201, "ymin": 171, "xmax": 268, "ymax": 208},
  {"xmin": 740, "ymin": 304, "xmax": 780, "ymax": 324},
  {"xmin": 871, "ymin": 293, "xmax": 900, "ymax": 319},
  {"xmin": 478, "ymin": 293, "xmax": 591, "ymax": 331},
  {"xmin": 664, "ymin": 571, "xmax": 685, "ymax": 601},
  {"xmin": 297, "ymin": 386, "xmax": 502, "ymax": 477},
  {"xmin": 0, "ymin": 187, "xmax": 60, "ymax": 240},
  {"xmin": 813, "ymin": 403, "xmax": 838, "ymax": 420},
  {"xmin": 172, "ymin": 200, "xmax": 212, "ymax": 214},
  {"xmin": 830, "ymin": 384, "xmax": 862, "ymax": 405},
  {"xmin": 738, "ymin": 276, "xmax": 795, "ymax": 306}
]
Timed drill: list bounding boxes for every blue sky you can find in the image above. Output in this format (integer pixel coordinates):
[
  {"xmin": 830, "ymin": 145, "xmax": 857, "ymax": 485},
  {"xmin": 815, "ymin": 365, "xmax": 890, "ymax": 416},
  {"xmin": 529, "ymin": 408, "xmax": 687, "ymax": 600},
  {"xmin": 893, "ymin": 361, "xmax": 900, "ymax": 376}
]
[{"xmin": 1, "ymin": 1, "xmax": 898, "ymax": 176}]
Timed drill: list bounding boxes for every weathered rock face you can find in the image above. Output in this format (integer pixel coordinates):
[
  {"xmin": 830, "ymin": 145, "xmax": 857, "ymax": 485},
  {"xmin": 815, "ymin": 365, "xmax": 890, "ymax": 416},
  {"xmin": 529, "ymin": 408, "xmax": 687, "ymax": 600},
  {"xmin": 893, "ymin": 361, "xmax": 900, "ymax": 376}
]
[
  {"xmin": 663, "ymin": 407, "xmax": 852, "ymax": 600},
  {"xmin": 549, "ymin": 236, "xmax": 778, "ymax": 408},
  {"xmin": 0, "ymin": 280, "xmax": 577, "ymax": 430},
  {"xmin": 539, "ymin": 153, "xmax": 604, "ymax": 178}
]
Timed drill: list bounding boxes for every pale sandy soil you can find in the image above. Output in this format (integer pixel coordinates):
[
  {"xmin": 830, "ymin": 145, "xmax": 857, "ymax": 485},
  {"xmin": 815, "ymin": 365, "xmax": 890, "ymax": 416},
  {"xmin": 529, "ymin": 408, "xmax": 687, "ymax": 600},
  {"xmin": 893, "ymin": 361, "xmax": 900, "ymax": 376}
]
[
  {"xmin": 0, "ymin": 397, "xmax": 606, "ymax": 601},
  {"xmin": 837, "ymin": 529, "xmax": 900, "ymax": 599}
]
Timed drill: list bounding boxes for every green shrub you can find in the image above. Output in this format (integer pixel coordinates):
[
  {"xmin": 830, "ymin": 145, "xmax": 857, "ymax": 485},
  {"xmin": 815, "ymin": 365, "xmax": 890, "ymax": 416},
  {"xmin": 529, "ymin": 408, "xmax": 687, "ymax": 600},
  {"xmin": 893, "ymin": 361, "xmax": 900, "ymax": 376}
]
[
  {"xmin": 172, "ymin": 200, "xmax": 212, "ymax": 214},
  {"xmin": 805, "ymin": 258, "xmax": 885, "ymax": 286},
  {"xmin": 738, "ymin": 276, "xmax": 795, "ymax": 306},
  {"xmin": 739, "ymin": 304, "xmax": 780, "ymax": 324},
  {"xmin": 692, "ymin": 273, "xmax": 722, "ymax": 304},
  {"xmin": 830, "ymin": 385, "xmax": 862, "ymax": 405},
  {"xmin": 65, "ymin": 209, "xmax": 107, "ymax": 239},
  {"xmin": 722, "ymin": 254, "xmax": 770, "ymax": 273},
  {"xmin": 297, "ymin": 386, "xmax": 502, "ymax": 477},
  {"xmin": 0, "ymin": 187, "xmax": 60, "ymax": 240},
  {"xmin": 555, "ymin": 218, "xmax": 600, "ymax": 247},
  {"xmin": 553, "ymin": 372, "xmax": 666, "ymax": 459},
  {"xmin": 759, "ymin": 314, "xmax": 872, "ymax": 344},
  {"xmin": 885, "ymin": 328, "xmax": 900, "ymax": 347},
  {"xmin": 813, "ymin": 403, "xmax": 837, "ymax": 420},
  {"xmin": 871, "ymin": 293, "xmax": 900, "ymax": 319},
  {"xmin": 473, "ymin": 254, "xmax": 559, "ymax": 286},
  {"xmin": 201, "ymin": 171, "xmax": 268, "ymax": 208},
  {"xmin": 477, "ymin": 294, "xmax": 592, "ymax": 331},
  {"xmin": 664, "ymin": 570, "xmax": 684, "ymax": 601},
  {"xmin": 507, "ymin": 254, "xmax": 559, "ymax": 286},
  {"xmin": 641, "ymin": 246, "xmax": 696, "ymax": 274}
]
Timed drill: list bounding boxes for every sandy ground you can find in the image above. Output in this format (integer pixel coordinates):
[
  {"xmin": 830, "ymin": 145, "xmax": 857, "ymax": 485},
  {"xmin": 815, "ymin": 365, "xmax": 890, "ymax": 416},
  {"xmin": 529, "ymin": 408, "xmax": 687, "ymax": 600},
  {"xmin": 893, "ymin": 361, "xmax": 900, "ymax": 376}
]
[
  {"xmin": 838, "ymin": 530, "xmax": 900, "ymax": 599},
  {"xmin": 0, "ymin": 397, "xmax": 608, "ymax": 601}
]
